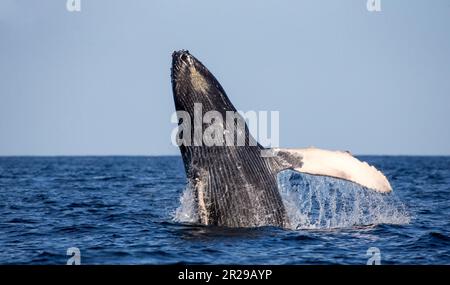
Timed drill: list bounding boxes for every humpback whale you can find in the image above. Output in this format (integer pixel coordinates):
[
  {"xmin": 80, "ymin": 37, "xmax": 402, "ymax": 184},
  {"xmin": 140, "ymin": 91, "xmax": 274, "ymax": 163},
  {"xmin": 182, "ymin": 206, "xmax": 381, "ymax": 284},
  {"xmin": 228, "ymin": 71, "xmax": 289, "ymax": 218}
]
[{"xmin": 170, "ymin": 50, "xmax": 392, "ymax": 228}]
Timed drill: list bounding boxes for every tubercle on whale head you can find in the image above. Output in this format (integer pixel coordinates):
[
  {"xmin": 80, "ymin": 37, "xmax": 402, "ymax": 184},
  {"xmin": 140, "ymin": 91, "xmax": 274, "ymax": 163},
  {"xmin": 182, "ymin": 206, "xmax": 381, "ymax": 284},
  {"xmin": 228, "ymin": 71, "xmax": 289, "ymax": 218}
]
[
  {"xmin": 171, "ymin": 50, "xmax": 193, "ymax": 78},
  {"xmin": 171, "ymin": 50, "xmax": 212, "ymax": 90},
  {"xmin": 170, "ymin": 50, "xmax": 233, "ymax": 114}
]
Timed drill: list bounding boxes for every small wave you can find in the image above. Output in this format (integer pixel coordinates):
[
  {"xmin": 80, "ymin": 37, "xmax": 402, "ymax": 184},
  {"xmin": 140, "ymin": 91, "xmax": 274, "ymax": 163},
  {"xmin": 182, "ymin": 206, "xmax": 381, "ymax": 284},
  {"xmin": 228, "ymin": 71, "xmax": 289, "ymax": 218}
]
[
  {"xmin": 92, "ymin": 175, "xmax": 131, "ymax": 181},
  {"xmin": 416, "ymin": 231, "xmax": 450, "ymax": 246},
  {"xmin": 55, "ymin": 224, "xmax": 98, "ymax": 233},
  {"xmin": 6, "ymin": 218, "xmax": 38, "ymax": 224},
  {"xmin": 281, "ymin": 234, "xmax": 318, "ymax": 241},
  {"xmin": 429, "ymin": 232, "xmax": 450, "ymax": 242},
  {"xmin": 31, "ymin": 251, "xmax": 63, "ymax": 263}
]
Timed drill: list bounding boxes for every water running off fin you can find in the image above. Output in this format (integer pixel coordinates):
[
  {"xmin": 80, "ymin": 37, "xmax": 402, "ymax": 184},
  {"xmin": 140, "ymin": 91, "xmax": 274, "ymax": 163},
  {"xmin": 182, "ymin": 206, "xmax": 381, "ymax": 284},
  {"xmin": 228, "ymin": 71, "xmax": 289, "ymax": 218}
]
[{"xmin": 277, "ymin": 170, "xmax": 410, "ymax": 230}]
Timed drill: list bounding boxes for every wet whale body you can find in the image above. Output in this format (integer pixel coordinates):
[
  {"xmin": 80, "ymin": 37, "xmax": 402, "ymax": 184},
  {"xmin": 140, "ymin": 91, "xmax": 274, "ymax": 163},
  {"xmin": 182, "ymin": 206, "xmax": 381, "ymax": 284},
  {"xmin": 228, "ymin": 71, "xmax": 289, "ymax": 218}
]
[
  {"xmin": 170, "ymin": 50, "xmax": 392, "ymax": 228},
  {"xmin": 171, "ymin": 50, "xmax": 287, "ymax": 227}
]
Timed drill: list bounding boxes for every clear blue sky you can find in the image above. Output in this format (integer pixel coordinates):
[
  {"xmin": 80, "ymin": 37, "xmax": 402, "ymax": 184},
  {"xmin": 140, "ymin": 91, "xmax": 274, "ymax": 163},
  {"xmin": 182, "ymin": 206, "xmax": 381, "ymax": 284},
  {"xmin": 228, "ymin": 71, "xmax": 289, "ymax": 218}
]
[{"xmin": 1, "ymin": 0, "xmax": 449, "ymax": 155}]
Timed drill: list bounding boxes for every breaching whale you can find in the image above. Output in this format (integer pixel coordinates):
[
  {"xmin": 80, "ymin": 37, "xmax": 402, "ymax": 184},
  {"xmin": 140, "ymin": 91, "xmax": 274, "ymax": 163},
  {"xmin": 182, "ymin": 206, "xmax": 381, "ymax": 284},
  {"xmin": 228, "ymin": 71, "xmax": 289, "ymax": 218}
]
[{"xmin": 170, "ymin": 50, "xmax": 392, "ymax": 228}]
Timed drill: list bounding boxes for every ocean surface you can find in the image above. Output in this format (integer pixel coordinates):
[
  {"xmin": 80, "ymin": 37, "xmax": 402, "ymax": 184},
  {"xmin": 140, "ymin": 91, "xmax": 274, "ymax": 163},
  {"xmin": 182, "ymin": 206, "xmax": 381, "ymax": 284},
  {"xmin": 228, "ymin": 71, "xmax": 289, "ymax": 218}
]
[{"xmin": 0, "ymin": 156, "xmax": 448, "ymax": 265}]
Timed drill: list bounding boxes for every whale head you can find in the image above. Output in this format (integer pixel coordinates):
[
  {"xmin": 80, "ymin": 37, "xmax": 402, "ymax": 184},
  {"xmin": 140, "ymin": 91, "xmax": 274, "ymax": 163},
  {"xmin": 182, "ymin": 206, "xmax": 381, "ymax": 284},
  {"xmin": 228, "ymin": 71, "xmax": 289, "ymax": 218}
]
[
  {"xmin": 171, "ymin": 49, "xmax": 258, "ymax": 152},
  {"xmin": 171, "ymin": 50, "xmax": 236, "ymax": 115}
]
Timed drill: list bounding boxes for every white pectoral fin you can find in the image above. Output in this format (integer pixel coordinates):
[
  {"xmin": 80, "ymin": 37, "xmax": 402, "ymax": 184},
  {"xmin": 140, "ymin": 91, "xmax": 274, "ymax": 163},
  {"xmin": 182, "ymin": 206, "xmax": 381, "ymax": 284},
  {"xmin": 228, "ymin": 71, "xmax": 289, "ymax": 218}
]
[{"xmin": 272, "ymin": 147, "xmax": 392, "ymax": 193}]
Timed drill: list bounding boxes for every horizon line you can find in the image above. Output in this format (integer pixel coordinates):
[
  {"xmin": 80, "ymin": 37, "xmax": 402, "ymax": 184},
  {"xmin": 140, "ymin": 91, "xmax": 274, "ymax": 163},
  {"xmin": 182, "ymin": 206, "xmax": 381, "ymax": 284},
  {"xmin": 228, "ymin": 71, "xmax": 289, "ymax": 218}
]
[{"xmin": 0, "ymin": 153, "xmax": 449, "ymax": 157}]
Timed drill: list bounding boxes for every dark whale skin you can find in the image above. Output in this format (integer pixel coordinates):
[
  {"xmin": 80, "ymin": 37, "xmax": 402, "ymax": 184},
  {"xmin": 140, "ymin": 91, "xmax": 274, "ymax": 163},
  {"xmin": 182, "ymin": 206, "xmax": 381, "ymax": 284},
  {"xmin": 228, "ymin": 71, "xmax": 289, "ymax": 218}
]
[{"xmin": 171, "ymin": 50, "xmax": 287, "ymax": 228}]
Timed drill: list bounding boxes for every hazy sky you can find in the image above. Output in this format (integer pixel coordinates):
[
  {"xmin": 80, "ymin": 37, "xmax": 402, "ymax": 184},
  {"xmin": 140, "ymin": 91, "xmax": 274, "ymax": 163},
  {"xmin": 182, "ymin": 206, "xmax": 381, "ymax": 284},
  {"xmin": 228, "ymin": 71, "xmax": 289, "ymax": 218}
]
[{"xmin": 1, "ymin": 0, "xmax": 449, "ymax": 155}]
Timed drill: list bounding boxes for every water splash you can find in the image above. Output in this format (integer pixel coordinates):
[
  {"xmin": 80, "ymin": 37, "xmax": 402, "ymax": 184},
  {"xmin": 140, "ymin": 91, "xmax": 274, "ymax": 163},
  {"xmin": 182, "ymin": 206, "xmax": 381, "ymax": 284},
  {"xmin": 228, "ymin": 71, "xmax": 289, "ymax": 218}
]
[
  {"xmin": 278, "ymin": 170, "xmax": 410, "ymax": 230},
  {"xmin": 173, "ymin": 181, "xmax": 198, "ymax": 224},
  {"xmin": 173, "ymin": 170, "xmax": 411, "ymax": 230}
]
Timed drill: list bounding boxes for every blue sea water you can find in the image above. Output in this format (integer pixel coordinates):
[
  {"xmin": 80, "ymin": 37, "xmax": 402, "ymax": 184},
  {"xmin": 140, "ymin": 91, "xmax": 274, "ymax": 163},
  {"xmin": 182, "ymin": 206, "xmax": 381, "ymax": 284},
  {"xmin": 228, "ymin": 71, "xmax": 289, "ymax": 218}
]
[{"xmin": 0, "ymin": 156, "xmax": 448, "ymax": 264}]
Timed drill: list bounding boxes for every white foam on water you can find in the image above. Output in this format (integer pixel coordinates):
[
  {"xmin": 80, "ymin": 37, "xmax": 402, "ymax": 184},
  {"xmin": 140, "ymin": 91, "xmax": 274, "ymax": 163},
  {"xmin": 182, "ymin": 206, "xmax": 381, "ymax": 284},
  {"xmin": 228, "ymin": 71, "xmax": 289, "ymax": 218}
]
[{"xmin": 278, "ymin": 170, "xmax": 411, "ymax": 230}]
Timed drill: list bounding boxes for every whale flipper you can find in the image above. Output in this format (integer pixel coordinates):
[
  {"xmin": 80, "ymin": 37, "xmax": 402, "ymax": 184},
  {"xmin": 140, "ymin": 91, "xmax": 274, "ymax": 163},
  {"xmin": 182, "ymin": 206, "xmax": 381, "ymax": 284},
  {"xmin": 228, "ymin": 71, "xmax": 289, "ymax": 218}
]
[{"xmin": 271, "ymin": 148, "xmax": 392, "ymax": 193}]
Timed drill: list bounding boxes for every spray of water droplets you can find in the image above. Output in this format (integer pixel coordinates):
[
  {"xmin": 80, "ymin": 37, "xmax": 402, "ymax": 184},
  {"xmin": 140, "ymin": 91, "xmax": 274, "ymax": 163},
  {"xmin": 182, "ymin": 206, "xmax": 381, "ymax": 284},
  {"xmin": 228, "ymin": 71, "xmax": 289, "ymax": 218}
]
[
  {"xmin": 173, "ymin": 170, "xmax": 410, "ymax": 229},
  {"xmin": 278, "ymin": 170, "xmax": 410, "ymax": 230},
  {"xmin": 173, "ymin": 181, "xmax": 199, "ymax": 224}
]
